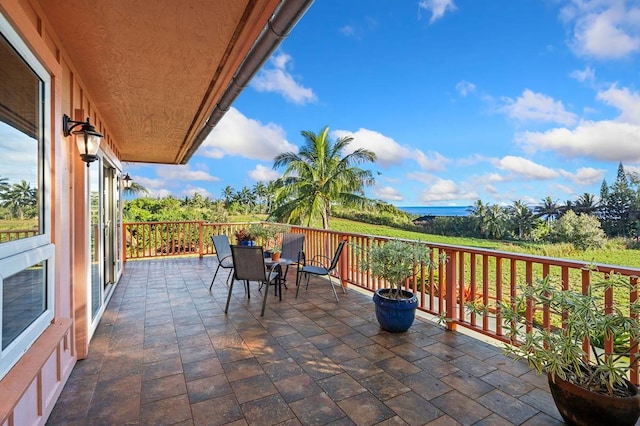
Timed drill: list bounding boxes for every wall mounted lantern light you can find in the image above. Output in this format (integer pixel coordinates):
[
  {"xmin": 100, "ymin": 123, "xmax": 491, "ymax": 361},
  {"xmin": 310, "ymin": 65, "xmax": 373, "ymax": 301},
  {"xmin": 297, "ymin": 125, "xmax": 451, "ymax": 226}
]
[
  {"xmin": 122, "ymin": 173, "xmax": 133, "ymax": 190},
  {"xmin": 62, "ymin": 114, "xmax": 103, "ymax": 166}
]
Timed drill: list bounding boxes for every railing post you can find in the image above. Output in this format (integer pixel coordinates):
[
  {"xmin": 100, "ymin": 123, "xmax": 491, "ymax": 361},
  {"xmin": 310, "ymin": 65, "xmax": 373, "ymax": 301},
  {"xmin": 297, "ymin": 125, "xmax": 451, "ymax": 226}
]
[
  {"xmin": 340, "ymin": 235, "xmax": 349, "ymax": 289},
  {"xmin": 445, "ymin": 248, "xmax": 457, "ymax": 331},
  {"xmin": 198, "ymin": 221, "xmax": 204, "ymax": 258},
  {"xmin": 122, "ymin": 223, "xmax": 128, "ymax": 263}
]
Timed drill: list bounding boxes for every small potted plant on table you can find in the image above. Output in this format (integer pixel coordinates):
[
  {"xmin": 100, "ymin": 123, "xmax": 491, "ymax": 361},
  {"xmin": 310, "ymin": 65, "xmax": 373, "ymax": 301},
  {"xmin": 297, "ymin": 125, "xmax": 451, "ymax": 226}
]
[
  {"xmin": 358, "ymin": 239, "xmax": 440, "ymax": 333},
  {"xmin": 270, "ymin": 246, "xmax": 282, "ymax": 262},
  {"xmin": 466, "ymin": 271, "xmax": 640, "ymax": 426}
]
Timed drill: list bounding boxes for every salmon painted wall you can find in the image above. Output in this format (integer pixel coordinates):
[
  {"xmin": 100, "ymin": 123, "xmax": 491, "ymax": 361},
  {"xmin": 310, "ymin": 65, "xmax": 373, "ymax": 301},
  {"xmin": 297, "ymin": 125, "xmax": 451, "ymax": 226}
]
[{"xmin": 0, "ymin": 0, "xmax": 122, "ymax": 424}]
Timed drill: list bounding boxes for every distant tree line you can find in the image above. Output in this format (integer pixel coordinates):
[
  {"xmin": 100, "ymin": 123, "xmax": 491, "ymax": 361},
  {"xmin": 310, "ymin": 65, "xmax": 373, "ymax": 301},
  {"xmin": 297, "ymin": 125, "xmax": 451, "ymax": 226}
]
[{"xmin": 417, "ymin": 163, "xmax": 640, "ymax": 250}]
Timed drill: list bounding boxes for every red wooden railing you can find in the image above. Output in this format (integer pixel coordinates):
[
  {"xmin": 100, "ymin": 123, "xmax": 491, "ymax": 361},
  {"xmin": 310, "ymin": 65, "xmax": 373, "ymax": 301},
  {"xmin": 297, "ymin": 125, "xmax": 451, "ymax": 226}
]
[
  {"xmin": 123, "ymin": 221, "xmax": 640, "ymax": 383},
  {"xmin": 0, "ymin": 229, "xmax": 39, "ymax": 243}
]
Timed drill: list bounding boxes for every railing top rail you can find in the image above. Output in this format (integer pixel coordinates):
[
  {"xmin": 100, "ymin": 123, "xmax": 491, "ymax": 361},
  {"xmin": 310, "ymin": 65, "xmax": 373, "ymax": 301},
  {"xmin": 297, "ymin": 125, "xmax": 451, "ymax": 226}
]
[
  {"xmin": 123, "ymin": 221, "xmax": 264, "ymax": 226},
  {"xmin": 305, "ymin": 228, "xmax": 640, "ymax": 277}
]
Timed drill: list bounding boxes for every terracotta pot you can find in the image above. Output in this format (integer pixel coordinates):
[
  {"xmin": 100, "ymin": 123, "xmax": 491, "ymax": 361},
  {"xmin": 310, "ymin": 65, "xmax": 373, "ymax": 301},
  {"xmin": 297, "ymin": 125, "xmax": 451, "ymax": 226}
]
[
  {"xmin": 271, "ymin": 252, "xmax": 281, "ymax": 261},
  {"xmin": 547, "ymin": 372, "xmax": 640, "ymax": 426}
]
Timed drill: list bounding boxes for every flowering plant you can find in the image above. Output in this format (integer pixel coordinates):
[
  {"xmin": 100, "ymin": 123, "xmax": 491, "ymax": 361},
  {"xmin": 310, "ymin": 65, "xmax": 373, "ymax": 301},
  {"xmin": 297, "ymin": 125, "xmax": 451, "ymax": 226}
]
[{"xmin": 234, "ymin": 228, "xmax": 255, "ymax": 243}]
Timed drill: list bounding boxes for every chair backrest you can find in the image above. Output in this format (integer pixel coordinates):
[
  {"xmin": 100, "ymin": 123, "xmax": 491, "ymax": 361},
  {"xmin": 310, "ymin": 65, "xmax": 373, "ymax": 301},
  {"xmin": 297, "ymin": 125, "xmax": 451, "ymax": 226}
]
[
  {"xmin": 280, "ymin": 233, "xmax": 304, "ymax": 261},
  {"xmin": 328, "ymin": 240, "xmax": 347, "ymax": 271},
  {"xmin": 211, "ymin": 235, "xmax": 231, "ymax": 262},
  {"xmin": 230, "ymin": 245, "xmax": 268, "ymax": 282}
]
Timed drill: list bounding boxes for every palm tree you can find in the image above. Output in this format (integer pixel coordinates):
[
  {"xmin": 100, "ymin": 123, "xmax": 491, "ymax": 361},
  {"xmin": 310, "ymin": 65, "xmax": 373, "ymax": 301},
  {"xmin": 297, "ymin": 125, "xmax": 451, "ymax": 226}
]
[
  {"xmin": 1, "ymin": 180, "xmax": 36, "ymax": 220},
  {"xmin": 574, "ymin": 192, "xmax": 599, "ymax": 215},
  {"xmin": 559, "ymin": 199, "xmax": 574, "ymax": 217},
  {"xmin": 534, "ymin": 196, "xmax": 560, "ymax": 226},
  {"xmin": 253, "ymin": 181, "xmax": 268, "ymax": 212},
  {"xmin": 222, "ymin": 185, "xmax": 234, "ymax": 206},
  {"xmin": 272, "ymin": 126, "xmax": 376, "ymax": 229},
  {"xmin": 469, "ymin": 199, "xmax": 488, "ymax": 237},
  {"xmin": 229, "ymin": 186, "xmax": 256, "ymax": 214},
  {"xmin": 484, "ymin": 204, "xmax": 508, "ymax": 239},
  {"xmin": 0, "ymin": 176, "xmax": 9, "ymax": 196},
  {"xmin": 509, "ymin": 200, "xmax": 534, "ymax": 240},
  {"xmin": 123, "ymin": 182, "xmax": 148, "ymax": 198},
  {"xmin": 264, "ymin": 179, "xmax": 282, "ymax": 214}
]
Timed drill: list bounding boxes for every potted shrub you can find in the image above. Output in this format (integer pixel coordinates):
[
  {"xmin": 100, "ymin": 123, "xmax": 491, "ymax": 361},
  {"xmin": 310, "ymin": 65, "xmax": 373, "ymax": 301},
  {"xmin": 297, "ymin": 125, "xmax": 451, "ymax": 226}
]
[
  {"xmin": 358, "ymin": 239, "xmax": 440, "ymax": 332},
  {"xmin": 466, "ymin": 271, "xmax": 640, "ymax": 426},
  {"xmin": 248, "ymin": 223, "xmax": 287, "ymax": 252}
]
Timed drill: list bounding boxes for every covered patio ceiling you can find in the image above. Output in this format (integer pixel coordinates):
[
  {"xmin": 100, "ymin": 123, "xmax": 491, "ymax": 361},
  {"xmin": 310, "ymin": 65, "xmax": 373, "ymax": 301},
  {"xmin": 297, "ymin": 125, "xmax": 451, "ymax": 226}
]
[{"xmin": 37, "ymin": 0, "xmax": 312, "ymax": 164}]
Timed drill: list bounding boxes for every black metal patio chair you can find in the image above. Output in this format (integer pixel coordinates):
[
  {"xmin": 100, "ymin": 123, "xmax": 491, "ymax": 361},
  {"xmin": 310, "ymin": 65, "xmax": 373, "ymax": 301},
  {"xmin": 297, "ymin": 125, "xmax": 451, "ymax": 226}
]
[
  {"xmin": 209, "ymin": 235, "xmax": 233, "ymax": 290},
  {"xmin": 295, "ymin": 239, "xmax": 347, "ymax": 302},
  {"xmin": 279, "ymin": 232, "xmax": 305, "ymax": 287},
  {"xmin": 225, "ymin": 245, "xmax": 282, "ymax": 317}
]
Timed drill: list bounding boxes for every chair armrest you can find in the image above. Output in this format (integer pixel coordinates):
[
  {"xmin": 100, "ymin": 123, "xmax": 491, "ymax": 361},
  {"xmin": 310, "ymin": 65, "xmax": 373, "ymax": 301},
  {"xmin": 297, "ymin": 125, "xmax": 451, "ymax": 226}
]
[
  {"xmin": 308, "ymin": 254, "xmax": 331, "ymax": 268},
  {"xmin": 267, "ymin": 262, "xmax": 281, "ymax": 279}
]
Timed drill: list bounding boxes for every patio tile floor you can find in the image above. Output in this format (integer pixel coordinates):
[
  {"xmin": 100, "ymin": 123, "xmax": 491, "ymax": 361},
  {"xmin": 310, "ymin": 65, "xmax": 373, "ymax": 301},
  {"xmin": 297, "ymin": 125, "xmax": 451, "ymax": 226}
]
[{"xmin": 47, "ymin": 257, "xmax": 567, "ymax": 425}]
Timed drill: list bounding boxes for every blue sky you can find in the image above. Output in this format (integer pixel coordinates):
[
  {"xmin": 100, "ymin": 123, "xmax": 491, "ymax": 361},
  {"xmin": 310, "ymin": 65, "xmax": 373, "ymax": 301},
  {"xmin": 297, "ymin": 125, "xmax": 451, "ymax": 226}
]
[{"xmin": 128, "ymin": 0, "xmax": 640, "ymax": 207}]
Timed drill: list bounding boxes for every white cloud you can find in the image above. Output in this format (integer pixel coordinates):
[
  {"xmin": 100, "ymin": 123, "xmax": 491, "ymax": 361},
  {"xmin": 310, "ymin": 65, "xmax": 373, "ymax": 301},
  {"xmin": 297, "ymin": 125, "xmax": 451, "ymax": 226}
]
[
  {"xmin": 485, "ymin": 184, "xmax": 498, "ymax": 195},
  {"xmin": 501, "ymin": 89, "xmax": 577, "ymax": 126},
  {"xmin": 333, "ymin": 128, "xmax": 411, "ymax": 167},
  {"xmin": 561, "ymin": 0, "xmax": 640, "ymax": 59},
  {"xmin": 332, "ymin": 128, "xmax": 449, "ymax": 172},
  {"xmin": 457, "ymin": 154, "xmax": 491, "ymax": 167},
  {"xmin": 419, "ymin": 0, "xmax": 457, "ymax": 24},
  {"xmin": 249, "ymin": 164, "xmax": 280, "ymax": 182},
  {"xmin": 559, "ymin": 167, "xmax": 605, "ymax": 185},
  {"xmin": 597, "ymin": 85, "xmax": 640, "ymax": 124},
  {"xmin": 182, "ymin": 186, "xmax": 214, "ymax": 199},
  {"xmin": 472, "ymin": 172, "xmax": 508, "ymax": 184},
  {"xmin": 493, "ymin": 156, "xmax": 560, "ymax": 180},
  {"xmin": 517, "ymin": 120, "xmax": 640, "ymax": 162},
  {"xmin": 131, "ymin": 175, "xmax": 164, "ymax": 190},
  {"xmin": 419, "ymin": 178, "xmax": 478, "ymax": 202},
  {"xmin": 152, "ymin": 164, "xmax": 220, "ymax": 182},
  {"xmin": 339, "ymin": 25, "xmax": 356, "ymax": 37},
  {"xmin": 569, "ymin": 66, "xmax": 595, "ymax": 84},
  {"xmin": 554, "ymin": 183, "xmax": 576, "ymax": 196},
  {"xmin": 414, "ymin": 150, "xmax": 450, "ymax": 172},
  {"xmin": 251, "ymin": 52, "xmax": 317, "ymax": 104},
  {"xmin": 407, "ymin": 171, "xmax": 436, "ymax": 184},
  {"xmin": 201, "ymin": 107, "xmax": 298, "ymax": 161},
  {"xmin": 455, "ymin": 80, "xmax": 476, "ymax": 97},
  {"xmin": 374, "ymin": 186, "xmax": 404, "ymax": 202}
]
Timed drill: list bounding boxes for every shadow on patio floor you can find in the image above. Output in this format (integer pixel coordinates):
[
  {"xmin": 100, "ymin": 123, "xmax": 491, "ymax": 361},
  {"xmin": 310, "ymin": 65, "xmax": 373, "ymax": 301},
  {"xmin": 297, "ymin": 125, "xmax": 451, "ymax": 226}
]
[{"xmin": 48, "ymin": 256, "xmax": 564, "ymax": 425}]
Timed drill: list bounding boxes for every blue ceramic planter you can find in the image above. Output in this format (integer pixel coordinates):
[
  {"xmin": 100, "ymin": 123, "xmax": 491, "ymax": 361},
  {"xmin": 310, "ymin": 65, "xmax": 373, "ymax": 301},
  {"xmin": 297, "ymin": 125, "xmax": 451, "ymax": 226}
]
[
  {"xmin": 372, "ymin": 288, "xmax": 418, "ymax": 333},
  {"xmin": 238, "ymin": 240, "xmax": 256, "ymax": 246}
]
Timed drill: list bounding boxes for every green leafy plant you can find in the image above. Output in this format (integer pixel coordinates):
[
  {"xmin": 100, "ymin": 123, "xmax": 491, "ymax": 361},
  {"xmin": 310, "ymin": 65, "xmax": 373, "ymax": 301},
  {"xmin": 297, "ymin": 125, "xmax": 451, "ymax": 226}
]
[
  {"xmin": 357, "ymin": 239, "xmax": 442, "ymax": 299},
  {"xmin": 466, "ymin": 271, "xmax": 640, "ymax": 397},
  {"xmin": 247, "ymin": 223, "xmax": 287, "ymax": 249}
]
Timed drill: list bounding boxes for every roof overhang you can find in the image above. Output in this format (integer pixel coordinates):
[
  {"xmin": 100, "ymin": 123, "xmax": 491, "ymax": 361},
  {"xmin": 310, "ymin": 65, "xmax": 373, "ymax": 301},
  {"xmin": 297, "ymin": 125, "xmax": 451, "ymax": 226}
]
[{"xmin": 37, "ymin": 0, "xmax": 312, "ymax": 164}]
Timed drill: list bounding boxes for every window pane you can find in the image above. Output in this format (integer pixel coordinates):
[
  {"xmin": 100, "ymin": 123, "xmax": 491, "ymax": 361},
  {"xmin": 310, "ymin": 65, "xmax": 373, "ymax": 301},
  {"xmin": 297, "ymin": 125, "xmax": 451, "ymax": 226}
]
[
  {"xmin": 0, "ymin": 34, "xmax": 42, "ymax": 244},
  {"xmin": 2, "ymin": 261, "xmax": 46, "ymax": 349},
  {"xmin": 90, "ymin": 165, "xmax": 101, "ymax": 319}
]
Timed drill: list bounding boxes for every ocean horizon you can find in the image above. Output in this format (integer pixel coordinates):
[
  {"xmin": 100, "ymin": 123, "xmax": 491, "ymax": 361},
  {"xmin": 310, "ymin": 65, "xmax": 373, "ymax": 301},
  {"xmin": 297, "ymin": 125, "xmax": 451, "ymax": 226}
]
[{"xmin": 398, "ymin": 205, "xmax": 471, "ymax": 217}]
